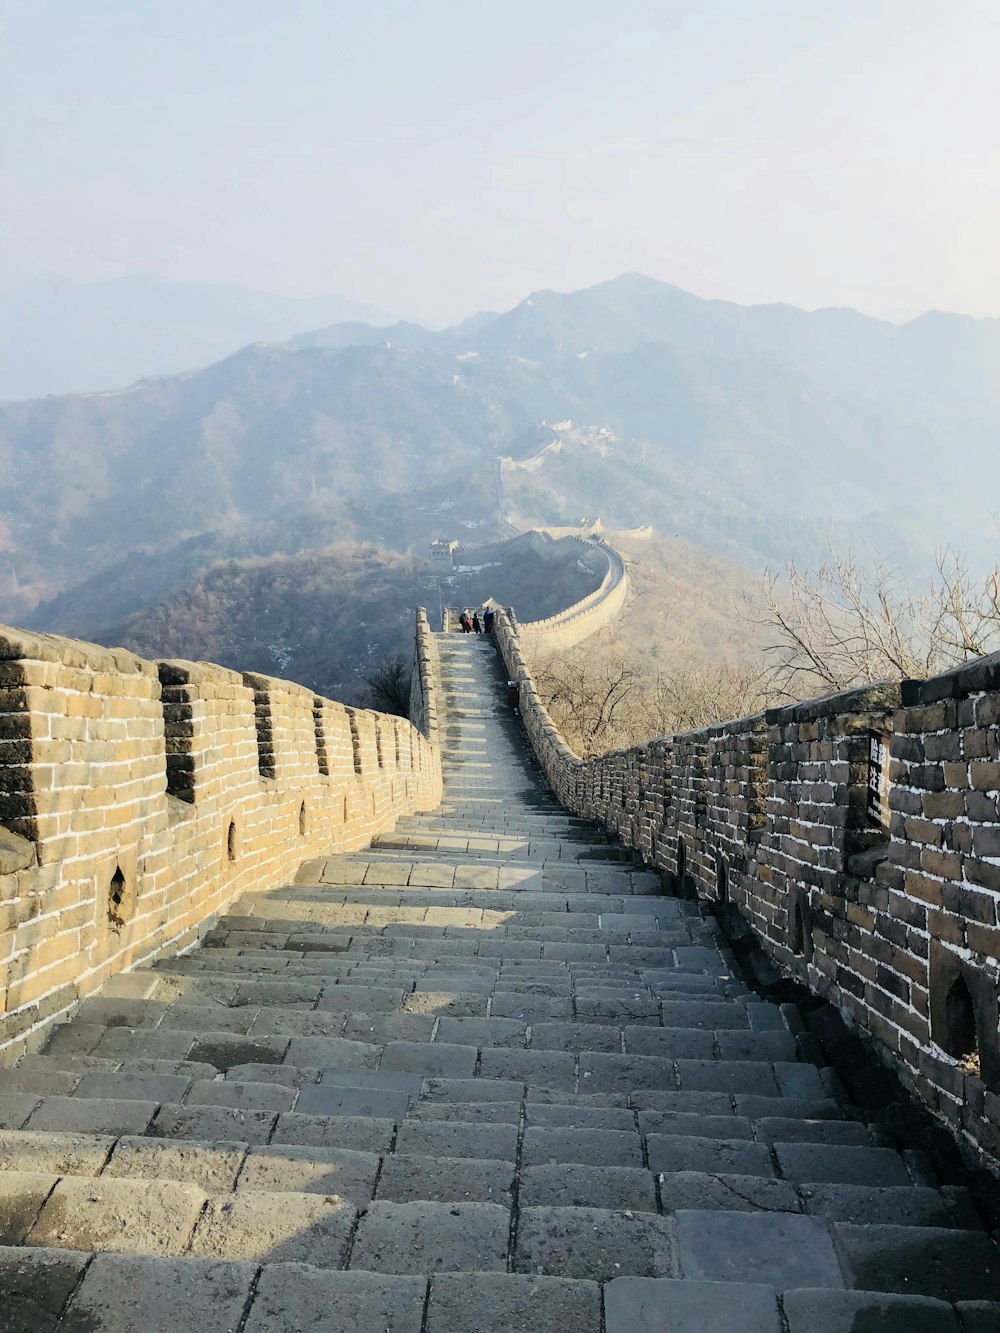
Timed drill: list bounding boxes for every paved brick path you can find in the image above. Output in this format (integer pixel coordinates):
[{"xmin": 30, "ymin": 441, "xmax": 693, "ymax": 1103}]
[{"xmin": 0, "ymin": 634, "xmax": 998, "ymax": 1330}]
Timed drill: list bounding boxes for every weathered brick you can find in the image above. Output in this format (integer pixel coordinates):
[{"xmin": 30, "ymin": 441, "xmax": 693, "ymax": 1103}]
[
  {"xmin": 971, "ymin": 825, "xmax": 1000, "ymax": 859},
  {"xmin": 920, "ymin": 790, "xmax": 965, "ymax": 820},
  {"xmin": 966, "ymin": 921, "xmax": 1000, "ymax": 959},
  {"xmin": 919, "ymin": 848, "xmax": 962, "ymax": 879}
]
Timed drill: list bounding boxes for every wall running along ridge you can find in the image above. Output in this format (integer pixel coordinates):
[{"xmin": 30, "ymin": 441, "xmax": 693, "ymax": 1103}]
[
  {"xmin": 448, "ymin": 530, "xmax": 630, "ymax": 651},
  {"xmin": 495, "ymin": 608, "xmax": 1000, "ymax": 1165},
  {"xmin": 0, "ymin": 613, "xmax": 442, "ymax": 1063},
  {"xmin": 513, "ymin": 537, "xmax": 629, "ymax": 652}
]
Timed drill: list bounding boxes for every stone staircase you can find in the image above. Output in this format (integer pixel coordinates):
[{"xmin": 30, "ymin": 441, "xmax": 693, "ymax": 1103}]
[{"xmin": 0, "ymin": 633, "xmax": 998, "ymax": 1331}]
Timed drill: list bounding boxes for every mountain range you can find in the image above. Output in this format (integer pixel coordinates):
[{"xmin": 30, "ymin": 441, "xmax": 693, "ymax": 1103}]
[
  {"xmin": 0, "ymin": 275, "xmax": 395, "ymax": 400},
  {"xmin": 2, "ymin": 272, "xmax": 998, "ymax": 645}
]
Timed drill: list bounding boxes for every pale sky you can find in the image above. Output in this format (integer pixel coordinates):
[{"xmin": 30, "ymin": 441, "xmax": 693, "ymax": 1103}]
[{"xmin": 1, "ymin": 0, "xmax": 998, "ymax": 325}]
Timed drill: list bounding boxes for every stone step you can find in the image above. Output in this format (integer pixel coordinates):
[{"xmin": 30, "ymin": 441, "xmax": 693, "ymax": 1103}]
[
  {"xmin": 18, "ymin": 1028, "xmax": 825, "ymax": 1106},
  {"xmin": 4, "ymin": 1248, "xmax": 993, "ymax": 1333},
  {"xmin": 0, "ymin": 1123, "xmax": 975, "ymax": 1232},
  {"xmin": 1, "ymin": 630, "xmax": 991, "ymax": 1320},
  {"xmin": 25, "ymin": 1018, "xmax": 816, "ymax": 1103},
  {"xmin": 379, "ymin": 822, "xmax": 615, "ymax": 842},
  {"xmin": 603, "ymin": 1276, "xmax": 999, "ymax": 1333},
  {"xmin": 208, "ymin": 907, "xmax": 706, "ymax": 939},
  {"xmin": 181, "ymin": 956, "xmax": 723, "ymax": 991},
  {"xmin": 244, "ymin": 888, "xmax": 693, "ymax": 916},
  {"xmin": 0, "ymin": 1171, "xmax": 367, "ymax": 1266},
  {"xmin": 199, "ymin": 922, "xmax": 709, "ymax": 953}
]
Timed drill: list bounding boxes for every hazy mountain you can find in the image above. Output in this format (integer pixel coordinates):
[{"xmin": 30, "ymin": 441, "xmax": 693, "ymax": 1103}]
[
  {"xmin": 465, "ymin": 273, "xmax": 1000, "ymax": 423},
  {"xmin": 3, "ymin": 273, "xmax": 999, "ymax": 641},
  {"xmin": 0, "ymin": 275, "xmax": 396, "ymax": 399},
  {"xmin": 288, "ymin": 320, "xmax": 440, "ymax": 352},
  {"xmin": 0, "ymin": 339, "xmax": 522, "ymax": 622}
]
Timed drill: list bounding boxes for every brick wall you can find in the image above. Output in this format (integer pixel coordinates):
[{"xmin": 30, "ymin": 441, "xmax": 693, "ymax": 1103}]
[
  {"xmin": 0, "ymin": 612, "xmax": 442, "ymax": 1063},
  {"xmin": 495, "ymin": 609, "xmax": 1000, "ymax": 1164}
]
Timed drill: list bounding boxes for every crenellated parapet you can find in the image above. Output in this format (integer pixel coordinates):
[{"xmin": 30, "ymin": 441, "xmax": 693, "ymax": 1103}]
[
  {"xmin": 409, "ymin": 606, "xmax": 443, "ymax": 747},
  {"xmin": 495, "ymin": 607, "xmax": 1000, "ymax": 1165},
  {"xmin": 0, "ymin": 613, "xmax": 442, "ymax": 1062},
  {"xmin": 513, "ymin": 537, "xmax": 629, "ymax": 651}
]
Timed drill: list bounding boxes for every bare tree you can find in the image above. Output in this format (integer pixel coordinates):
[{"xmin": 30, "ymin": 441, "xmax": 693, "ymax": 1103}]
[
  {"xmin": 361, "ymin": 654, "xmax": 413, "ymax": 717},
  {"xmin": 647, "ymin": 656, "xmax": 773, "ymax": 732},
  {"xmin": 532, "ymin": 639, "xmax": 773, "ymax": 754},
  {"xmin": 533, "ymin": 651, "xmax": 643, "ymax": 757},
  {"xmin": 527, "ymin": 545, "xmax": 1000, "ymax": 757},
  {"xmin": 749, "ymin": 547, "xmax": 1000, "ymax": 698}
]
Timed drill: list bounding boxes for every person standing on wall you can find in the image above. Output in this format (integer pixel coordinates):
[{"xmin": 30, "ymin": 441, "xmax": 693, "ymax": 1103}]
[
  {"xmin": 483, "ymin": 608, "xmax": 494, "ymax": 634},
  {"xmin": 472, "ymin": 612, "xmax": 482, "ymax": 634}
]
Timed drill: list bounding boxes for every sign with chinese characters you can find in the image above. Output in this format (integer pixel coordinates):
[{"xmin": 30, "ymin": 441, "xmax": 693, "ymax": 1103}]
[{"xmin": 867, "ymin": 730, "xmax": 891, "ymax": 830}]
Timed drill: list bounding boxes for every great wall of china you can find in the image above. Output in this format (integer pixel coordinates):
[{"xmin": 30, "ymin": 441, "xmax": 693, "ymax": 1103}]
[
  {"xmin": 3, "ymin": 551, "xmax": 1000, "ymax": 1161},
  {"xmin": 495, "ymin": 608, "xmax": 1000, "ymax": 1167},
  {"xmin": 452, "ymin": 525, "xmax": 631, "ymax": 650},
  {"xmin": 0, "ymin": 614, "xmax": 443, "ymax": 1062},
  {"xmin": 2, "ymin": 551, "xmax": 1000, "ymax": 1325}
]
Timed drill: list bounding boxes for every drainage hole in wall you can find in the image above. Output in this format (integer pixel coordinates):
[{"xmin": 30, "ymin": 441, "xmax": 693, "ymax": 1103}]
[
  {"xmin": 108, "ymin": 865, "xmax": 127, "ymax": 930},
  {"xmin": 227, "ymin": 819, "xmax": 239, "ymax": 864}
]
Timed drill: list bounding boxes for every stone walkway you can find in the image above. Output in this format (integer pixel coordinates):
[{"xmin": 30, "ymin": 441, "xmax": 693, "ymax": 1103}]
[{"xmin": 0, "ymin": 634, "xmax": 998, "ymax": 1330}]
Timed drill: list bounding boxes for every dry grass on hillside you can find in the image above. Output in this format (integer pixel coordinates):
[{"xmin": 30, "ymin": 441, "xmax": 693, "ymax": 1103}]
[
  {"xmin": 525, "ymin": 534, "xmax": 775, "ymax": 755},
  {"xmin": 612, "ymin": 533, "xmax": 763, "ymax": 666}
]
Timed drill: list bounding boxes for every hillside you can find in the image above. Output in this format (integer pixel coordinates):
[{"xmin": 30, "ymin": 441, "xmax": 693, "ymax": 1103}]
[
  {"xmin": 608, "ymin": 531, "xmax": 766, "ymax": 664},
  {"xmin": 100, "ymin": 538, "xmax": 604, "ymax": 702},
  {"xmin": 4, "ymin": 273, "xmax": 1000, "ymax": 637}
]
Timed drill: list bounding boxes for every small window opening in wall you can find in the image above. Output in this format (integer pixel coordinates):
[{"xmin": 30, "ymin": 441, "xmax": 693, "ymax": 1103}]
[
  {"xmin": 227, "ymin": 819, "xmax": 238, "ymax": 864},
  {"xmin": 790, "ymin": 900, "xmax": 805, "ymax": 955},
  {"xmin": 342, "ymin": 794, "xmax": 349, "ymax": 822},
  {"xmin": 159, "ymin": 675, "xmax": 195, "ymax": 804},
  {"xmin": 790, "ymin": 897, "xmax": 813, "ymax": 962},
  {"xmin": 375, "ymin": 722, "xmax": 384, "ymax": 770},
  {"xmin": 299, "ymin": 801, "xmax": 308, "ymax": 837},
  {"xmin": 676, "ymin": 837, "xmax": 686, "ymax": 885},
  {"xmin": 716, "ymin": 853, "xmax": 728, "ymax": 904},
  {"xmin": 942, "ymin": 974, "xmax": 979, "ymax": 1071},
  {"xmin": 108, "ymin": 865, "xmax": 127, "ymax": 930}
]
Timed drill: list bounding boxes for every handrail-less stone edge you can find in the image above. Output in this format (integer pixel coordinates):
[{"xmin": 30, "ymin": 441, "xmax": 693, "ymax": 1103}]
[
  {"xmin": 516, "ymin": 536, "xmax": 627, "ymax": 644},
  {"xmin": 447, "ymin": 529, "xmax": 629, "ymax": 650},
  {"xmin": 492, "ymin": 535, "xmax": 628, "ymax": 651},
  {"xmin": 0, "ymin": 611, "xmax": 442, "ymax": 1063},
  {"xmin": 494, "ymin": 605, "xmax": 1000, "ymax": 1168}
]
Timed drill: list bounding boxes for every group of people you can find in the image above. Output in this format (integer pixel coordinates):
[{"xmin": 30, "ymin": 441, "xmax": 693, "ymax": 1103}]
[{"xmin": 458, "ymin": 607, "xmax": 495, "ymax": 634}]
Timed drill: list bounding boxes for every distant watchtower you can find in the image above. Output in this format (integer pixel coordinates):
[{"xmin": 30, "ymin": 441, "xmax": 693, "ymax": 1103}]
[{"xmin": 429, "ymin": 539, "xmax": 458, "ymax": 570}]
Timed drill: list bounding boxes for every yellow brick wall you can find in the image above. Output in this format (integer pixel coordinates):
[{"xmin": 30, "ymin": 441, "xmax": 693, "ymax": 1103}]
[{"xmin": 0, "ymin": 613, "xmax": 442, "ymax": 1062}]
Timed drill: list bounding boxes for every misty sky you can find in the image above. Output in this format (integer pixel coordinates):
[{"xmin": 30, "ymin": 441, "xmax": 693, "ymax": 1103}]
[{"xmin": 2, "ymin": 0, "xmax": 997, "ymax": 325}]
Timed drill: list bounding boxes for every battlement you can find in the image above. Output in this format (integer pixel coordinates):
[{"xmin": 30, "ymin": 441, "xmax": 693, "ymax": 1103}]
[
  {"xmin": 0, "ymin": 613, "xmax": 442, "ymax": 1062},
  {"xmin": 441, "ymin": 529, "xmax": 629, "ymax": 651},
  {"xmin": 514, "ymin": 536, "xmax": 629, "ymax": 651},
  {"xmin": 495, "ymin": 609, "xmax": 1000, "ymax": 1165}
]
